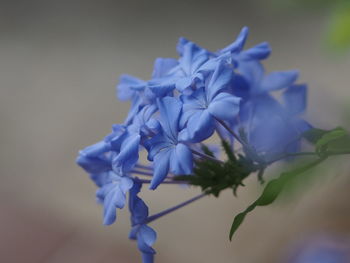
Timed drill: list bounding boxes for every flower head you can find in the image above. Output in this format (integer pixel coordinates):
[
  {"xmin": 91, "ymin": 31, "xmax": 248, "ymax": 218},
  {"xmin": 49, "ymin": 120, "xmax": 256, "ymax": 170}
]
[{"xmin": 77, "ymin": 26, "xmax": 310, "ymax": 263}]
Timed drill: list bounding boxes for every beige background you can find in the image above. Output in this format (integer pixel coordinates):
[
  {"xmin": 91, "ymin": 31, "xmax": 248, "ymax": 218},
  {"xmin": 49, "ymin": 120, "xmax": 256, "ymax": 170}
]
[{"xmin": 1, "ymin": 0, "xmax": 350, "ymax": 262}]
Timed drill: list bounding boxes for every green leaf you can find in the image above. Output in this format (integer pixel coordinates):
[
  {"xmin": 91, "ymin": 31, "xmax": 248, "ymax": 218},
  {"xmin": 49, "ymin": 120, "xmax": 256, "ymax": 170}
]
[
  {"xmin": 315, "ymin": 127, "xmax": 350, "ymax": 153},
  {"xmin": 229, "ymin": 157, "xmax": 327, "ymax": 240},
  {"xmin": 302, "ymin": 128, "xmax": 329, "ymax": 144}
]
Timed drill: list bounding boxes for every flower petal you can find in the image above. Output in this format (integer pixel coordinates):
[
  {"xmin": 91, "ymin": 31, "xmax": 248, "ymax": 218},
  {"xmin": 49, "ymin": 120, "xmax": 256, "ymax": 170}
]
[
  {"xmin": 129, "ymin": 181, "xmax": 149, "ymax": 225},
  {"xmin": 239, "ymin": 42, "xmax": 271, "ymax": 60},
  {"xmin": 117, "ymin": 74, "xmax": 146, "ymax": 101},
  {"xmin": 186, "ymin": 109, "xmax": 215, "ymax": 142},
  {"xmin": 207, "ymin": 61, "xmax": 234, "ymax": 101},
  {"xmin": 76, "ymin": 141, "xmax": 111, "ymax": 174},
  {"xmin": 157, "ymin": 97, "xmax": 182, "ymax": 141},
  {"xmin": 219, "ymin": 27, "xmax": 249, "ymax": 54},
  {"xmin": 283, "ymin": 84, "xmax": 307, "ymax": 116},
  {"xmin": 261, "ymin": 70, "xmax": 299, "ymax": 92},
  {"xmin": 175, "ymin": 76, "xmax": 193, "ymax": 92},
  {"xmin": 149, "ymin": 149, "xmax": 171, "ymax": 190},
  {"xmin": 138, "ymin": 225, "xmax": 157, "ymax": 251},
  {"xmin": 112, "ymin": 134, "xmax": 140, "ymax": 173},
  {"xmin": 208, "ymin": 92, "xmax": 241, "ymax": 121},
  {"xmin": 170, "ymin": 143, "xmax": 193, "ymax": 175},
  {"xmin": 137, "ymin": 225, "xmax": 157, "ymax": 256},
  {"xmin": 97, "ymin": 179, "xmax": 133, "ymax": 225},
  {"xmin": 152, "ymin": 58, "xmax": 178, "ymax": 78}
]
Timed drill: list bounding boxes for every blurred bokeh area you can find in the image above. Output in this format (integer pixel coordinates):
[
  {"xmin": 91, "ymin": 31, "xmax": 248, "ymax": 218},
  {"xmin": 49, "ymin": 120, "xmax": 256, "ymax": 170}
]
[{"xmin": 1, "ymin": 0, "xmax": 350, "ymax": 262}]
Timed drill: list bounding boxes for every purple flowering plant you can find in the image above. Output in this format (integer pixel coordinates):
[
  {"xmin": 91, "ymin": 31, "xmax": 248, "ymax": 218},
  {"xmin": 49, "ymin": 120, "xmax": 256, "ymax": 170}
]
[{"xmin": 76, "ymin": 27, "xmax": 350, "ymax": 262}]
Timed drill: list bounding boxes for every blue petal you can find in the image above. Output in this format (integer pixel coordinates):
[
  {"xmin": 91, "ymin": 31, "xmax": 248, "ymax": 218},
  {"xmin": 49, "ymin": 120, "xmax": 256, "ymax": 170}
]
[
  {"xmin": 148, "ymin": 76, "xmax": 176, "ymax": 97},
  {"xmin": 97, "ymin": 179, "xmax": 133, "ymax": 225},
  {"xmin": 175, "ymin": 76, "xmax": 193, "ymax": 92},
  {"xmin": 143, "ymin": 118, "xmax": 161, "ymax": 136},
  {"xmin": 120, "ymin": 177, "xmax": 134, "ymax": 193},
  {"xmin": 152, "ymin": 58, "xmax": 178, "ymax": 78},
  {"xmin": 186, "ymin": 109, "xmax": 215, "ymax": 142},
  {"xmin": 149, "ymin": 149, "xmax": 171, "ymax": 190},
  {"xmin": 76, "ymin": 141, "xmax": 111, "ymax": 174},
  {"xmin": 145, "ymin": 132, "xmax": 173, "ymax": 161},
  {"xmin": 124, "ymin": 97, "xmax": 143, "ymax": 124},
  {"xmin": 76, "ymin": 155, "xmax": 110, "ymax": 174},
  {"xmin": 112, "ymin": 134, "xmax": 140, "ymax": 173},
  {"xmin": 157, "ymin": 97, "xmax": 182, "ymax": 141},
  {"xmin": 261, "ymin": 70, "xmax": 299, "ymax": 92},
  {"xmin": 237, "ymin": 60, "xmax": 264, "ymax": 93},
  {"xmin": 90, "ymin": 171, "xmax": 112, "ymax": 187},
  {"xmin": 207, "ymin": 61, "xmax": 234, "ymax": 101},
  {"xmin": 128, "ymin": 104, "xmax": 157, "ymax": 134},
  {"xmin": 176, "ymin": 37, "xmax": 190, "ymax": 56},
  {"xmin": 117, "ymin": 74, "xmax": 146, "ymax": 101},
  {"xmin": 283, "ymin": 84, "xmax": 307, "ymax": 116},
  {"xmin": 137, "ymin": 225, "xmax": 157, "ymax": 254},
  {"xmin": 219, "ymin": 27, "xmax": 249, "ymax": 54},
  {"xmin": 80, "ymin": 141, "xmax": 111, "ymax": 157},
  {"xmin": 170, "ymin": 143, "xmax": 193, "ymax": 175},
  {"xmin": 239, "ymin": 42, "xmax": 271, "ymax": 60},
  {"xmin": 106, "ymin": 124, "xmax": 127, "ymax": 151},
  {"xmin": 129, "ymin": 180, "xmax": 149, "ymax": 225},
  {"xmin": 249, "ymin": 114, "xmax": 291, "ymax": 153},
  {"xmin": 180, "ymin": 42, "xmax": 209, "ymax": 75},
  {"xmin": 208, "ymin": 92, "xmax": 241, "ymax": 121}
]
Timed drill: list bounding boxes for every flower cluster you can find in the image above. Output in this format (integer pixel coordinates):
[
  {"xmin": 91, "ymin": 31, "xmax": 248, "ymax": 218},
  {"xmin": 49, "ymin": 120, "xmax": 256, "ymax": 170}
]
[{"xmin": 76, "ymin": 27, "xmax": 309, "ymax": 263}]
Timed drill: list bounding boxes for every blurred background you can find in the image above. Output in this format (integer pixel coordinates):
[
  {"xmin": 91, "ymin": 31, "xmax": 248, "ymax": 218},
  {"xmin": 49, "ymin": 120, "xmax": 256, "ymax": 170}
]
[{"xmin": 1, "ymin": 0, "xmax": 350, "ymax": 262}]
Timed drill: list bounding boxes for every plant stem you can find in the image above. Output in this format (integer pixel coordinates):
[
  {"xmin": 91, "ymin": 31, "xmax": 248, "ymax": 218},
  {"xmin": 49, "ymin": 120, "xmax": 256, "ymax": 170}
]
[
  {"xmin": 131, "ymin": 169, "xmax": 154, "ymax": 177},
  {"xmin": 138, "ymin": 179, "xmax": 188, "ymax": 185},
  {"xmin": 215, "ymin": 117, "xmax": 245, "ymax": 146},
  {"xmin": 145, "ymin": 193, "xmax": 206, "ymax": 224},
  {"xmin": 191, "ymin": 148, "xmax": 224, "ymax": 164},
  {"xmin": 135, "ymin": 164, "xmax": 153, "ymax": 171}
]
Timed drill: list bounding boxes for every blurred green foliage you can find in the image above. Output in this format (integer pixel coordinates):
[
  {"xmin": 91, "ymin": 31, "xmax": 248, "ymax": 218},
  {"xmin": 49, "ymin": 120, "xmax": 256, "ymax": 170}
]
[
  {"xmin": 327, "ymin": 2, "xmax": 350, "ymax": 51},
  {"xmin": 271, "ymin": 0, "xmax": 350, "ymax": 51}
]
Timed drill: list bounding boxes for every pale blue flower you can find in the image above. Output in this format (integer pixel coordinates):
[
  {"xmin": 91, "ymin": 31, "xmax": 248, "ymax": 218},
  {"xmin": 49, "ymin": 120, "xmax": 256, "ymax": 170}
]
[
  {"xmin": 180, "ymin": 61, "xmax": 241, "ymax": 142},
  {"xmin": 145, "ymin": 96, "xmax": 193, "ymax": 190}
]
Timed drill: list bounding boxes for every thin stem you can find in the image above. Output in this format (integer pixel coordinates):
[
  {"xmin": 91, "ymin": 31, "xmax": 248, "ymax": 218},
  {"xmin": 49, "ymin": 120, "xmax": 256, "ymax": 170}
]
[
  {"xmin": 215, "ymin": 127, "xmax": 227, "ymax": 142},
  {"xmin": 145, "ymin": 193, "xmax": 206, "ymax": 224},
  {"xmin": 257, "ymin": 167, "xmax": 265, "ymax": 184},
  {"xmin": 191, "ymin": 148, "xmax": 224, "ymax": 164},
  {"xmin": 135, "ymin": 164, "xmax": 153, "ymax": 171},
  {"xmin": 131, "ymin": 169, "xmax": 154, "ymax": 177},
  {"xmin": 215, "ymin": 117, "xmax": 245, "ymax": 146},
  {"xmin": 138, "ymin": 179, "xmax": 188, "ymax": 185}
]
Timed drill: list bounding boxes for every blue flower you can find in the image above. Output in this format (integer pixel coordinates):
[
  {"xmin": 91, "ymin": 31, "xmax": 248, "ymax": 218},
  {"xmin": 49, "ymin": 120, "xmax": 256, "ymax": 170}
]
[
  {"xmin": 117, "ymin": 74, "xmax": 147, "ymax": 102},
  {"xmin": 129, "ymin": 180, "xmax": 157, "ymax": 263},
  {"xmin": 110, "ymin": 105, "xmax": 157, "ymax": 173},
  {"xmin": 145, "ymin": 96, "xmax": 193, "ymax": 190},
  {"xmin": 76, "ymin": 140, "xmax": 111, "ymax": 175},
  {"xmin": 96, "ymin": 174, "xmax": 134, "ymax": 225},
  {"xmin": 117, "ymin": 74, "xmax": 158, "ymax": 124},
  {"xmin": 77, "ymin": 26, "xmax": 313, "ymax": 263},
  {"xmin": 180, "ymin": 61, "xmax": 241, "ymax": 142},
  {"xmin": 240, "ymin": 90, "xmax": 310, "ymax": 156},
  {"xmin": 149, "ymin": 41, "xmax": 211, "ymax": 97},
  {"xmin": 232, "ymin": 59, "xmax": 299, "ymax": 99}
]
